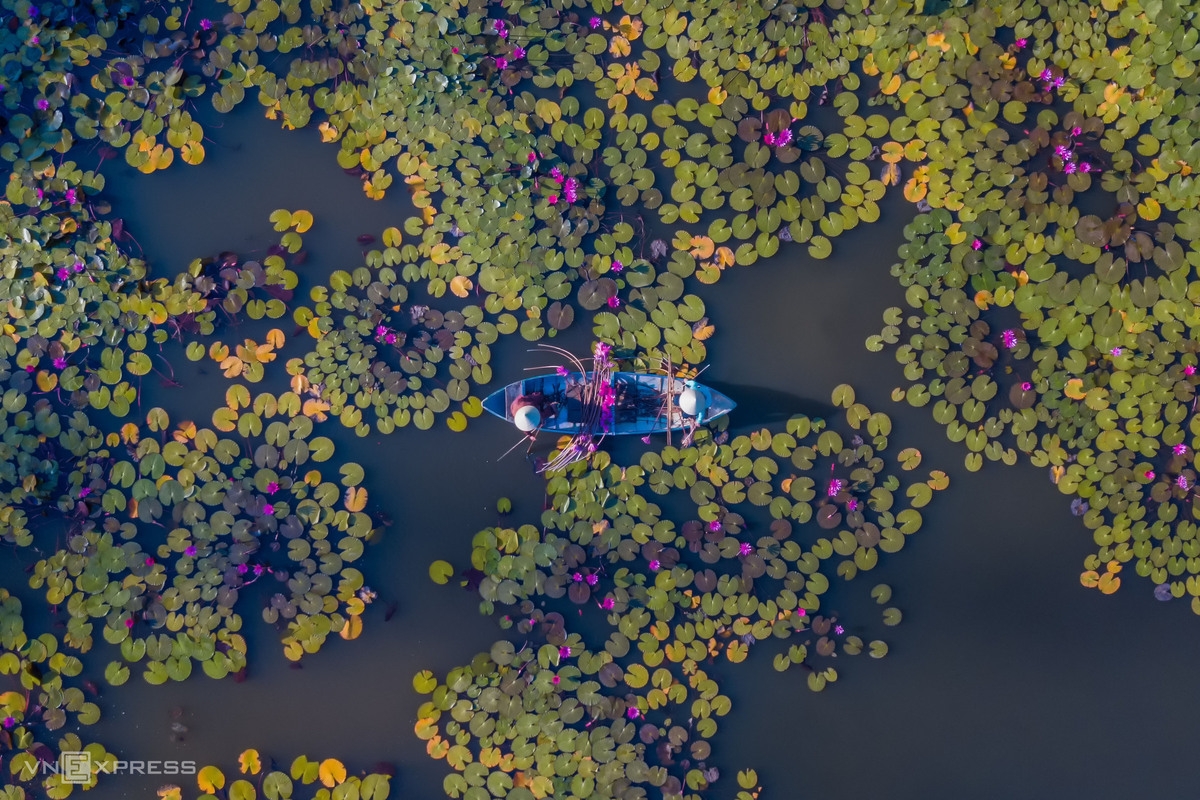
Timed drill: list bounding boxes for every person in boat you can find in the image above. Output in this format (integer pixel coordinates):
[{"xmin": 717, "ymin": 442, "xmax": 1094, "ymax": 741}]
[
  {"xmin": 677, "ymin": 380, "xmax": 707, "ymax": 446},
  {"xmin": 511, "ymin": 391, "xmax": 558, "ymax": 439}
]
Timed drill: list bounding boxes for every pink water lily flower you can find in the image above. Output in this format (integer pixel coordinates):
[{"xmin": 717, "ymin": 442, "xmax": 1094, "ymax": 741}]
[
  {"xmin": 586, "ymin": 573, "xmax": 598, "ymax": 586},
  {"xmin": 1021, "ymin": 382, "xmax": 1033, "ymax": 392},
  {"xmin": 607, "ymin": 296, "xmax": 620, "ymax": 309},
  {"xmin": 1144, "ymin": 470, "xmax": 1155, "ymax": 480},
  {"xmin": 601, "ymin": 597, "xmax": 614, "ymax": 610},
  {"xmin": 648, "ymin": 559, "xmax": 660, "ymax": 571},
  {"xmin": 548, "ymin": 193, "xmax": 559, "ymax": 204},
  {"xmin": 590, "ymin": 16, "xmax": 602, "ymax": 28},
  {"xmin": 558, "ymin": 645, "xmax": 571, "ymax": 659},
  {"xmin": 626, "ymin": 707, "xmax": 640, "ymax": 719},
  {"xmin": 1175, "ymin": 444, "xmax": 1188, "ymax": 455},
  {"xmin": 708, "ymin": 519, "xmax": 721, "ymax": 532},
  {"xmin": 1188, "ymin": 365, "xmax": 1198, "ymax": 376},
  {"xmin": 738, "ymin": 542, "xmax": 752, "ymax": 556},
  {"xmin": 200, "ymin": 18, "xmax": 213, "ymax": 30},
  {"xmin": 495, "ymin": 56, "xmax": 508, "ymax": 70},
  {"xmin": 185, "ymin": 546, "xmax": 197, "ymax": 556}
]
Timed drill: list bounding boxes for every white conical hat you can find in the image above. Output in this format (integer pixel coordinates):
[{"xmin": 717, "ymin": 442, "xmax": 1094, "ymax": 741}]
[
  {"xmin": 514, "ymin": 405, "xmax": 541, "ymax": 432},
  {"xmin": 679, "ymin": 387, "xmax": 707, "ymax": 417}
]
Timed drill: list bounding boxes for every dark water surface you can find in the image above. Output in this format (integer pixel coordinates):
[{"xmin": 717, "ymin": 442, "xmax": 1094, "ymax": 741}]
[{"xmin": 51, "ymin": 103, "xmax": 1200, "ymax": 799}]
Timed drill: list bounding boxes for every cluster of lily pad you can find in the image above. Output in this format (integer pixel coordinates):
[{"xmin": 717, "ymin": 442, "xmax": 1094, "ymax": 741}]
[
  {"xmin": 856, "ymin": 1, "xmax": 1200, "ymax": 608},
  {"xmin": 5, "ymin": 390, "xmax": 381, "ymax": 680},
  {"xmin": 0, "ymin": 207, "xmax": 381, "ymax": 794},
  {"xmin": 163, "ymin": 752, "xmax": 392, "ymax": 800},
  {"xmin": 0, "ymin": 588, "xmax": 120, "ymax": 798},
  {"xmin": 417, "ymin": 386, "xmax": 939, "ymax": 798}
]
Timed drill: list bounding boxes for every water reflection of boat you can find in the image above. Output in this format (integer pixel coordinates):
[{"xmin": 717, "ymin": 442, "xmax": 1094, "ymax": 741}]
[{"xmin": 482, "ymin": 372, "xmax": 735, "ymax": 435}]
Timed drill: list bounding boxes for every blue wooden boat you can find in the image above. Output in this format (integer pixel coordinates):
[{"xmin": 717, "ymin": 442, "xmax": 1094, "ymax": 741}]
[{"xmin": 482, "ymin": 371, "xmax": 735, "ymax": 435}]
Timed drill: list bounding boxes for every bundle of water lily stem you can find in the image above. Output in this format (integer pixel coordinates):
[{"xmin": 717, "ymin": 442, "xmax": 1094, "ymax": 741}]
[{"xmin": 538, "ymin": 342, "xmax": 616, "ymax": 473}]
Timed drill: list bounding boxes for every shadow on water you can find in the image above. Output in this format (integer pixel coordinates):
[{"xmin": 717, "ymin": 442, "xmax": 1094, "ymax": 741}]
[{"xmin": 706, "ymin": 380, "xmax": 835, "ymax": 428}]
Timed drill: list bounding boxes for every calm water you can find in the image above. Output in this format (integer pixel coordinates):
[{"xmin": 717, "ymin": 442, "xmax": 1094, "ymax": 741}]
[{"xmin": 38, "ymin": 101, "xmax": 1200, "ymax": 799}]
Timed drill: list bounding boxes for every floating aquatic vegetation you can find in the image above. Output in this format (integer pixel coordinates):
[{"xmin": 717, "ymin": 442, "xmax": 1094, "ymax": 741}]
[
  {"xmin": 0, "ymin": 588, "xmax": 117, "ymax": 796},
  {"xmin": 2, "ymin": 0, "xmax": 1199, "ymax": 799},
  {"xmin": 876, "ymin": 206, "xmax": 1200, "ymax": 605},
  {"xmin": 0, "ymin": 385, "xmax": 381, "ymax": 679},
  {"xmin": 166, "ymin": 752, "xmax": 392, "ymax": 800},
  {"xmin": 421, "ymin": 386, "xmax": 942, "ymax": 796}
]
